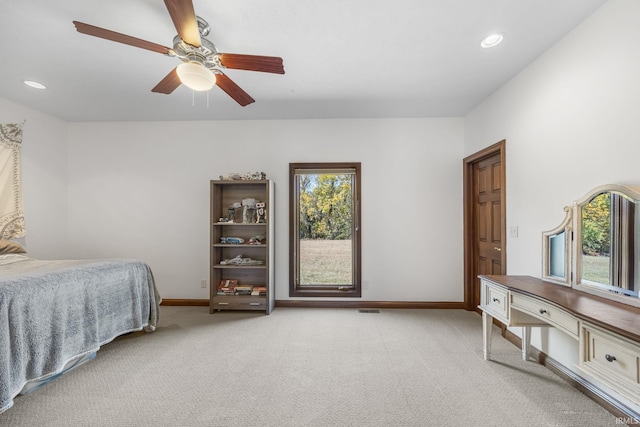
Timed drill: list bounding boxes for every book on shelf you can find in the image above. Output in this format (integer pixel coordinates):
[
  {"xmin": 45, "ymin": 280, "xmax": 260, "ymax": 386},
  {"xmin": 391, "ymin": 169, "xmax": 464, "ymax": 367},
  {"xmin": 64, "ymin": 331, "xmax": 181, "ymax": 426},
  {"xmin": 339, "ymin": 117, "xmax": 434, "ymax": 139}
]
[
  {"xmin": 215, "ymin": 281, "xmax": 267, "ymax": 296},
  {"xmin": 217, "ymin": 279, "xmax": 238, "ymax": 292},
  {"xmin": 251, "ymin": 286, "xmax": 267, "ymax": 296},
  {"xmin": 234, "ymin": 285, "xmax": 253, "ymax": 296}
]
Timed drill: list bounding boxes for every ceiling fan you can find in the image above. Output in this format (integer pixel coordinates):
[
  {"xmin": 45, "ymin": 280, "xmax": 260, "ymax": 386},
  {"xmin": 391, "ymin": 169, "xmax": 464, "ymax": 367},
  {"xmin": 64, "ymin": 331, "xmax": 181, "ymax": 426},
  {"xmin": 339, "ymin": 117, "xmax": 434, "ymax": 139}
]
[{"xmin": 72, "ymin": 0, "xmax": 284, "ymax": 107}]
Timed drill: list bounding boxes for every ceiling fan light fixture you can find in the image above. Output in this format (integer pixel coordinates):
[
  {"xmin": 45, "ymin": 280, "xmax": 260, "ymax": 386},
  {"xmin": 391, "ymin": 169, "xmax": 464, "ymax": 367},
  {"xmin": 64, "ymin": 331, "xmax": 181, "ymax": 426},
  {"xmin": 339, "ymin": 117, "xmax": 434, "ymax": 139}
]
[
  {"xmin": 481, "ymin": 33, "xmax": 504, "ymax": 49},
  {"xmin": 176, "ymin": 61, "xmax": 216, "ymax": 91}
]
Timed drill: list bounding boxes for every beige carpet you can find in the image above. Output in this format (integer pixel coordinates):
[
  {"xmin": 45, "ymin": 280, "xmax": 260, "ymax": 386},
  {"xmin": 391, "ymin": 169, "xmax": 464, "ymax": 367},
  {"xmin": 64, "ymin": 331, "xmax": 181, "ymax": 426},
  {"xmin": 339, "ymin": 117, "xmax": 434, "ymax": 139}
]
[{"xmin": 1, "ymin": 307, "xmax": 618, "ymax": 426}]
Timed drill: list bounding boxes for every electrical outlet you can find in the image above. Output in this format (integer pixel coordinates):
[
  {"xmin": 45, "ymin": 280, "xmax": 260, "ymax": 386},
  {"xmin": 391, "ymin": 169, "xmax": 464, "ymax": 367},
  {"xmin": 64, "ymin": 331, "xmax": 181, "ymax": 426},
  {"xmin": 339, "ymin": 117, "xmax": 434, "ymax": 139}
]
[
  {"xmin": 200, "ymin": 279, "xmax": 207, "ymax": 288},
  {"xmin": 509, "ymin": 226, "xmax": 519, "ymax": 238}
]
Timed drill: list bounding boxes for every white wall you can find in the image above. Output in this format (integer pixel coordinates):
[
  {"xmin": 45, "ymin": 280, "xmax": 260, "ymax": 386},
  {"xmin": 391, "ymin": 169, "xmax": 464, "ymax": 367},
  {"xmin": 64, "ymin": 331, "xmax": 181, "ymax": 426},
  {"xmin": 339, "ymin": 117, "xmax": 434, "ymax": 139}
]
[
  {"xmin": 9, "ymin": 0, "xmax": 632, "ymax": 309},
  {"xmin": 0, "ymin": 97, "xmax": 69, "ymax": 258},
  {"xmin": 465, "ymin": 0, "xmax": 640, "ymax": 370},
  {"xmin": 66, "ymin": 118, "xmax": 464, "ymax": 301}
]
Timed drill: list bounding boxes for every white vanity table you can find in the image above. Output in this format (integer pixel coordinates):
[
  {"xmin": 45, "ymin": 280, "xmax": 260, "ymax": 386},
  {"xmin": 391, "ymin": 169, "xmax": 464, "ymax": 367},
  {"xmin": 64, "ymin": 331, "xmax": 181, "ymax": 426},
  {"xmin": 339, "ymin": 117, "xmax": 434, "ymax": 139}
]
[
  {"xmin": 480, "ymin": 275, "xmax": 578, "ymax": 361},
  {"xmin": 479, "ymin": 184, "xmax": 640, "ymax": 415},
  {"xmin": 480, "ymin": 274, "xmax": 640, "ymax": 407}
]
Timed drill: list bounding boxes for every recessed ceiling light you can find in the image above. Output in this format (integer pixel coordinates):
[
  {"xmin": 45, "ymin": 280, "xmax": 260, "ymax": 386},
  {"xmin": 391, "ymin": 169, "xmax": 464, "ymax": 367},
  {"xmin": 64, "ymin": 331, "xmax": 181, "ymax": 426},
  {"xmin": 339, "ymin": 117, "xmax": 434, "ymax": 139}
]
[
  {"xmin": 481, "ymin": 33, "xmax": 504, "ymax": 49},
  {"xmin": 24, "ymin": 80, "xmax": 46, "ymax": 90}
]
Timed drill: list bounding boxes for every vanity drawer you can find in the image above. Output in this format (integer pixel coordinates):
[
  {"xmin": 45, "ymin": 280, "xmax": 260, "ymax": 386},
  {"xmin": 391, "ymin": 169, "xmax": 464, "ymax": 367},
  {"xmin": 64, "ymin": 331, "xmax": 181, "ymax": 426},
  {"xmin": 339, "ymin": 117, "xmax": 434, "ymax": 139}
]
[
  {"xmin": 580, "ymin": 323, "xmax": 640, "ymax": 401},
  {"xmin": 481, "ymin": 280, "xmax": 509, "ymax": 322},
  {"xmin": 511, "ymin": 293, "xmax": 579, "ymax": 338}
]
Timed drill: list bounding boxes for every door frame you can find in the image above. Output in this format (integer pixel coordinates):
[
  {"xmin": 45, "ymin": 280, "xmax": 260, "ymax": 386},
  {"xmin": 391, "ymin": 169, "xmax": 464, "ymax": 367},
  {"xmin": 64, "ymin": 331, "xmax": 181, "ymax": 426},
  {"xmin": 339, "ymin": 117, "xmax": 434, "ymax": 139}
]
[{"xmin": 463, "ymin": 140, "xmax": 507, "ymax": 311}]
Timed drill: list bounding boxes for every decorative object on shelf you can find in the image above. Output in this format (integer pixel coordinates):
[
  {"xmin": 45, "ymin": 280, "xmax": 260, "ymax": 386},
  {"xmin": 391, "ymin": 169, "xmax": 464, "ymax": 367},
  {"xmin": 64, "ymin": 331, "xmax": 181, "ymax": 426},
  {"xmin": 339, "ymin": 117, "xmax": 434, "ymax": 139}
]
[
  {"xmin": 219, "ymin": 255, "xmax": 263, "ymax": 266},
  {"xmin": 219, "ymin": 172, "xmax": 266, "ymax": 181},
  {"xmin": 248, "ymin": 235, "xmax": 265, "ymax": 245},
  {"xmin": 220, "ymin": 237, "xmax": 244, "ymax": 244},
  {"xmin": 242, "ymin": 198, "xmax": 257, "ymax": 223},
  {"xmin": 226, "ymin": 201, "xmax": 242, "ymax": 223},
  {"xmin": 256, "ymin": 202, "xmax": 266, "ymax": 223}
]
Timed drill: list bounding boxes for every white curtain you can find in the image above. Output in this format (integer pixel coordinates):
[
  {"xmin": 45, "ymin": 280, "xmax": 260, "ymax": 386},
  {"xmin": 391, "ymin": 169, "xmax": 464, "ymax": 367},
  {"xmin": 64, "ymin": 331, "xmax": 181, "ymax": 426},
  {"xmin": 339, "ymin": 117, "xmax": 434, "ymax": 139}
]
[{"xmin": 0, "ymin": 123, "xmax": 26, "ymax": 239}]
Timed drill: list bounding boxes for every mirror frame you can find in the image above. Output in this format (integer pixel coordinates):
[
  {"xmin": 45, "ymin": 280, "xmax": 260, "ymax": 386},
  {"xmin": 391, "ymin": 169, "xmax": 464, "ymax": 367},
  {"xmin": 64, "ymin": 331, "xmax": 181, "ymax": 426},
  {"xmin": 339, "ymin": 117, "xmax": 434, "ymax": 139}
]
[
  {"xmin": 542, "ymin": 206, "xmax": 572, "ymax": 286},
  {"xmin": 543, "ymin": 184, "xmax": 640, "ymax": 308},
  {"xmin": 572, "ymin": 184, "xmax": 640, "ymax": 306}
]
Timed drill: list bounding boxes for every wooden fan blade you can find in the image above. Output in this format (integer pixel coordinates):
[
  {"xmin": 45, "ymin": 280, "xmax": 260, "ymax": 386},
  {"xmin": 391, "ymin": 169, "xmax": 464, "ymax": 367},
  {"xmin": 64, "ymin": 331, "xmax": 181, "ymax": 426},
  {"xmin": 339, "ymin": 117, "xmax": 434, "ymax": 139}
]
[
  {"xmin": 152, "ymin": 68, "xmax": 182, "ymax": 94},
  {"xmin": 73, "ymin": 21, "xmax": 171, "ymax": 55},
  {"xmin": 219, "ymin": 54, "xmax": 285, "ymax": 74},
  {"xmin": 164, "ymin": 0, "xmax": 201, "ymax": 47},
  {"xmin": 215, "ymin": 73, "xmax": 255, "ymax": 107}
]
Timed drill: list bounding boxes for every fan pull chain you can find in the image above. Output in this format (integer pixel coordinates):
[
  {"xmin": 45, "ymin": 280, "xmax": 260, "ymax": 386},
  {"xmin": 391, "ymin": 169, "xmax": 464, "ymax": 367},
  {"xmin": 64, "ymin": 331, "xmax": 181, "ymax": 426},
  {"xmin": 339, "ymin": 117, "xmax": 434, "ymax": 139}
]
[{"xmin": 189, "ymin": 90, "xmax": 211, "ymax": 108}]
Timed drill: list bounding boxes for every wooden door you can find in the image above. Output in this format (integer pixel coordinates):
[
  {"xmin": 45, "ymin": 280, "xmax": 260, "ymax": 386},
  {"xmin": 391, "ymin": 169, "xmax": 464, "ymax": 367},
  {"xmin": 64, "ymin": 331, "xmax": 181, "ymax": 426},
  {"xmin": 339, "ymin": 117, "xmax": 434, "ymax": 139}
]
[
  {"xmin": 474, "ymin": 154, "xmax": 504, "ymax": 307},
  {"xmin": 463, "ymin": 141, "xmax": 506, "ymax": 311}
]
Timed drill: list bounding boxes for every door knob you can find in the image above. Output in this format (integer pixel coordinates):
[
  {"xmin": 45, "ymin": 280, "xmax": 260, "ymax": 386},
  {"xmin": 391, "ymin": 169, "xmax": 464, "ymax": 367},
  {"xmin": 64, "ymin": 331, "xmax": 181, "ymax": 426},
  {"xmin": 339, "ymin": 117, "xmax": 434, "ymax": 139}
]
[{"xmin": 494, "ymin": 247, "xmax": 502, "ymax": 252}]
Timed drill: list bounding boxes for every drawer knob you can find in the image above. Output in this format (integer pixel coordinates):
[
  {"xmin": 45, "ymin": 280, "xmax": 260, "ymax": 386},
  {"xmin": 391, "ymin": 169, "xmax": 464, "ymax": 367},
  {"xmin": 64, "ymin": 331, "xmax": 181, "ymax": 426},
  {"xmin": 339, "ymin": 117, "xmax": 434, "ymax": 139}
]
[
  {"xmin": 492, "ymin": 298, "xmax": 500, "ymax": 303},
  {"xmin": 539, "ymin": 309, "xmax": 547, "ymax": 315},
  {"xmin": 605, "ymin": 354, "xmax": 617, "ymax": 363}
]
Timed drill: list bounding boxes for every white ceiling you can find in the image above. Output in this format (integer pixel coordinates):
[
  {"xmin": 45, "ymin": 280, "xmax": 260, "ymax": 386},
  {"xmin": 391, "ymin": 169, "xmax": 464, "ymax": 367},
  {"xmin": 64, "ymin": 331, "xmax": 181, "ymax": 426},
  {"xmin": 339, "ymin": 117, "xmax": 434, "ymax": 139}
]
[{"xmin": 0, "ymin": 0, "xmax": 607, "ymax": 122}]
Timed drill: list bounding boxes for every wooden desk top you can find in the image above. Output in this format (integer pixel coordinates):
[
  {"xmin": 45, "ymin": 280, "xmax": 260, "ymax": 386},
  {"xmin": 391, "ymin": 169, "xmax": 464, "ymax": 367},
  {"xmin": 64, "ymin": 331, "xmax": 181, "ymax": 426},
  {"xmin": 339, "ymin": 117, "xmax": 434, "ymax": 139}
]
[{"xmin": 480, "ymin": 275, "xmax": 640, "ymax": 342}]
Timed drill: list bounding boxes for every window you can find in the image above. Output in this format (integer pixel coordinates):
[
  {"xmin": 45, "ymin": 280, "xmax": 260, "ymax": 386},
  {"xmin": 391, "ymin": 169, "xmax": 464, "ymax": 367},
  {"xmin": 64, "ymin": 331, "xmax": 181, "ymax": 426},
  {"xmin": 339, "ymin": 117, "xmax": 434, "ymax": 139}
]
[{"xmin": 289, "ymin": 163, "xmax": 361, "ymax": 297}]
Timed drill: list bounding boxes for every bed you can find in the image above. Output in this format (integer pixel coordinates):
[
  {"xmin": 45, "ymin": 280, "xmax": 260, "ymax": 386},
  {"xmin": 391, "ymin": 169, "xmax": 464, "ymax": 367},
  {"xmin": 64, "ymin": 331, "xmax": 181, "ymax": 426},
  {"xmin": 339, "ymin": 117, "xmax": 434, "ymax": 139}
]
[{"xmin": 0, "ymin": 240, "xmax": 160, "ymax": 413}]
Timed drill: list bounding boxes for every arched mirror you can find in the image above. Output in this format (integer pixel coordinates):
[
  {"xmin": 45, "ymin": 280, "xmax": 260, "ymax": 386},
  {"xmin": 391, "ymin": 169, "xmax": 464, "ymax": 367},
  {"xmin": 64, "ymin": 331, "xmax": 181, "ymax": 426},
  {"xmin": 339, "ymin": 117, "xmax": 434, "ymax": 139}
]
[
  {"xmin": 573, "ymin": 185, "xmax": 640, "ymax": 303},
  {"xmin": 543, "ymin": 184, "xmax": 640, "ymax": 307}
]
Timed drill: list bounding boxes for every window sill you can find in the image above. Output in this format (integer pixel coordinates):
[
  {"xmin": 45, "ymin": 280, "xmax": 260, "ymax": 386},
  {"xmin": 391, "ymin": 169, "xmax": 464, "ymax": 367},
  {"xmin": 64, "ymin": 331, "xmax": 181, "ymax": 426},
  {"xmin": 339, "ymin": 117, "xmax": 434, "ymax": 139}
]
[{"xmin": 290, "ymin": 288, "xmax": 362, "ymax": 298}]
